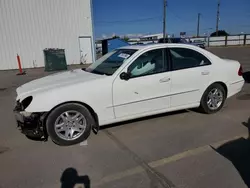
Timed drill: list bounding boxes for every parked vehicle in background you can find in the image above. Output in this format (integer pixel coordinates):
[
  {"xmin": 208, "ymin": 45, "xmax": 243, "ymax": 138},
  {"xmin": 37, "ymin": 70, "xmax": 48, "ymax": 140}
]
[
  {"xmin": 158, "ymin": 37, "xmax": 206, "ymax": 49},
  {"xmin": 14, "ymin": 44, "xmax": 244, "ymax": 146},
  {"xmin": 193, "ymin": 40, "xmax": 204, "ymax": 43},
  {"xmin": 191, "ymin": 39, "xmax": 206, "ymax": 49}
]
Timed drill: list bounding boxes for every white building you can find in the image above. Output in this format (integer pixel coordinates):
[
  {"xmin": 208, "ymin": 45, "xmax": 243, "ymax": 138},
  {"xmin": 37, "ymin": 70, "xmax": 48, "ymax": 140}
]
[
  {"xmin": 0, "ymin": 0, "xmax": 95, "ymax": 70},
  {"xmin": 140, "ymin": 33, "xmax": 164, "ymax": 41},
  {"xmin": 128, "ymin": 38, "xmax": 141, "ymax": 45}
]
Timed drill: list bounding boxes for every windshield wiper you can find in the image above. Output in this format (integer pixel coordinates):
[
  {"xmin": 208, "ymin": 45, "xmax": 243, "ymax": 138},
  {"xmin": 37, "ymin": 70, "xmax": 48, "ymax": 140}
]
[
  {"xmin": 111, "ymin": 65, "xmax": 121, "ymax": 69},
  {"xmin": 83, "ymin": 68, "xmax": 112, "ymax": 76},
  {"xmin": 91, "ymin": 69, "xmax": 112, "ymax": 76},
  {"xmin": 91, "ymin": 70, "xmax": 105, "ymax": 75},
  {"xmin": 82, "ymin": 68, "xmax": 102, "ymax": 75}
]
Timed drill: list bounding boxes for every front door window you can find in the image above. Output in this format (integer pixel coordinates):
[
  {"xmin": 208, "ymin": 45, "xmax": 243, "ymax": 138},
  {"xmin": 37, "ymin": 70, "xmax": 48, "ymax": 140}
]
[{"xmin": 127, "ymin": 49, "xmax": 166, "ymax": 78}]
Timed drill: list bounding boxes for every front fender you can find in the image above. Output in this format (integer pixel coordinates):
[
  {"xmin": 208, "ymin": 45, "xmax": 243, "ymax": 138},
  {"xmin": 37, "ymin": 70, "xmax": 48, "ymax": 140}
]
[
  {"xmin": 25, "ymin": 90, "xmax": 95, "ymax": 113},
  {"xmin": 24, "ymin": 82, "xmax": 114, "ymax": 125}
]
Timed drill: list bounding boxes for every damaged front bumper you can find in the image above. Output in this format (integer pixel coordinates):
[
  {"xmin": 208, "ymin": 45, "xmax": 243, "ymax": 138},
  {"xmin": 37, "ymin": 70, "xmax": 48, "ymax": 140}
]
[{"xmin": 14, "ymin": 101, "xmax": 48, "ymax": 140}]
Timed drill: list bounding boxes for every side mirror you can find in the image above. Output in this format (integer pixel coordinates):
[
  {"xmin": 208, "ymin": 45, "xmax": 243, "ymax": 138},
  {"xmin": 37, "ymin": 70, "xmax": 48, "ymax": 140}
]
[{"xmin": 120, "ymin": 72, "xmax": 130, "ymax": 81}]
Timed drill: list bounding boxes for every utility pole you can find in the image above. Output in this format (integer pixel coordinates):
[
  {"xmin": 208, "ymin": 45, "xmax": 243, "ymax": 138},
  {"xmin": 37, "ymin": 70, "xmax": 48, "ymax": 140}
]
[
  {"xmin": 163, "ymin": 0, "xmax": 167, "ymax": 42},
  {"xmin": 216, "ymin": 0, "xmax": 220, "ymax": 36},
  {"xmin": 197, "ymin": 13, "xmax": 201, "ymax": 37}
]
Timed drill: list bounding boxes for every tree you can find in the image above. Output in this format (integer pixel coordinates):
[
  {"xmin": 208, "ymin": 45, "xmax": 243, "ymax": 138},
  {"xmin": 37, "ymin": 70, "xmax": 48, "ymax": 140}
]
[
  {"xmin": 112, "ymin": 35, "xmax": 119, "ymax": 39},
  {"xmin": 210, "ymin": 30, "xmax": 229, "ymax": 37},
  {"xmin": 123, "ymin": 36, "xmax": 130, "ymax": 42}
]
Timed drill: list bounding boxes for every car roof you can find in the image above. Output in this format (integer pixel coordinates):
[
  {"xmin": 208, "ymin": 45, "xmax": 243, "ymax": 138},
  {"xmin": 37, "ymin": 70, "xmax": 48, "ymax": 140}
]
[{"xmin": 118, "ymin": 43, "xmax": 195, "ymax": 50}]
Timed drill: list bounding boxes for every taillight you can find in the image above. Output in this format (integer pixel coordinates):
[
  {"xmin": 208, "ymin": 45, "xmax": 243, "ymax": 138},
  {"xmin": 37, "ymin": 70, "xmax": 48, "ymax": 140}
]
[{"xmin": 238, "ymin": 65, "xmax": 243, "ymax": 76}]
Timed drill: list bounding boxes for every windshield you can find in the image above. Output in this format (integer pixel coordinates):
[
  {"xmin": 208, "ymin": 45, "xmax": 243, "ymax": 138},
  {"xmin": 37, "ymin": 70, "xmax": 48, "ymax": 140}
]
[{"xmin": 85, "ymin": 49, "xmax": 137, "ymax": 75}]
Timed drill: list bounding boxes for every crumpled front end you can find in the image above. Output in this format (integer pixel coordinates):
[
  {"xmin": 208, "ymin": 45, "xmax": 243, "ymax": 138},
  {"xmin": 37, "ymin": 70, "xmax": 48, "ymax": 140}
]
[{"xmin": 14, "ymin": 99, "xmax": 48, "ymax": 140}]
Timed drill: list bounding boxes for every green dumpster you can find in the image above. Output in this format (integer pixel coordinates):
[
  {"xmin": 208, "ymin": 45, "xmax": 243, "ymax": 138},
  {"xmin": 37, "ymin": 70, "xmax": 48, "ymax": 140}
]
[{"xmin": 44, "ymin": 48, "xmax": 67, "ymax": 71}]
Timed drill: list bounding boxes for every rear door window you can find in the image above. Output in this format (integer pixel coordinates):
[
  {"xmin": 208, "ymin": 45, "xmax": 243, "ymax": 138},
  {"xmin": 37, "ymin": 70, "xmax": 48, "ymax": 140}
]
[{"xmin": 169, "ymin": 48, "xmax": 211, "ymax": 71}]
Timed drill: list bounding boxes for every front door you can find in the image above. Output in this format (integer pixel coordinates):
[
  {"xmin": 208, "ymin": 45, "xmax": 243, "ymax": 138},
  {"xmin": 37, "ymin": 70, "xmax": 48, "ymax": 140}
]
[{"xmin": 112, "ymin": 48, "xmax": 171, "ymax": 118}]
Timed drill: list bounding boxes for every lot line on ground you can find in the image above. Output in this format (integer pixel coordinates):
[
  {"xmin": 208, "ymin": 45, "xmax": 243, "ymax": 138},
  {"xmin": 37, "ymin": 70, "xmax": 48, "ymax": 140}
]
[{"xmin": 93, "ymin": 134, "xmax": 248, "ymax": 187}]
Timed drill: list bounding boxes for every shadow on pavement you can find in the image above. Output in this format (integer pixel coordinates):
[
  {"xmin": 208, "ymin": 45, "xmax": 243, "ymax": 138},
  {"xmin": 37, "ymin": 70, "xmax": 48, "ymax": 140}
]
[
  {"xmin": 214, "ymin": 118, "xmax": 250, "ymax": 187},
  {"xmin": 60, "ymin": 168, "xmax": 90, "ymax": 188},
  {"xmin": 243, "ymin": 71, "xmax": 250, "ymax": 83}
]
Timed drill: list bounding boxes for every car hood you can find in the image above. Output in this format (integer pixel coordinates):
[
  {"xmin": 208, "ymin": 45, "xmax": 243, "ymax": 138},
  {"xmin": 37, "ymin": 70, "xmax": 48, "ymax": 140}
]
[{"xmin": 16, "ymin": 69, "xmax": 104, "ymax": 99}]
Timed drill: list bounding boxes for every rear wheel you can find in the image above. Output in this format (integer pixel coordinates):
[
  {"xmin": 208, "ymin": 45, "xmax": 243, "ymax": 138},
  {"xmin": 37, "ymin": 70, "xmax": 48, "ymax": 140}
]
[
  {"xmin": 199, "ymin": 83, "xmax": 226, "ymax": 114},
  {"xmin": 46, "ymin": 103, "xmax": 94, "ymax": 146}
]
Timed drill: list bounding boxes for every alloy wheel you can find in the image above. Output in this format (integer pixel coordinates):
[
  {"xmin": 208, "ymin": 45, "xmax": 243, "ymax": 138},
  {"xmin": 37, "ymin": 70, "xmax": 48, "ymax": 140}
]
[
  {"xmin": 207, "ymin": 88, "xmax": 224, "ymax": 110},
  {"xmin": 54, "ymin": 110, "xmax": 87, "ymax": 141}
]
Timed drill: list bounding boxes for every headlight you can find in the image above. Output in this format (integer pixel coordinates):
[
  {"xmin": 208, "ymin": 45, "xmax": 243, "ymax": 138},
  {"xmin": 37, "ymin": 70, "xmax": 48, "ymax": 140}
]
[{"xmin": 21, "ymin": 96, "xmax": 33, "ymax": 110}]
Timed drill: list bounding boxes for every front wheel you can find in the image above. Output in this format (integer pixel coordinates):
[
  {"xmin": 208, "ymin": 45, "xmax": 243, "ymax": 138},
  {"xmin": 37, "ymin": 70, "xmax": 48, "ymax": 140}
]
[
  {"xmin": 199, "ymin": 83, "xmax": 226, "ymax": 114},
  {"xmin": 46, "ymin": 103, "xmax": 94, "ymax": 146}
]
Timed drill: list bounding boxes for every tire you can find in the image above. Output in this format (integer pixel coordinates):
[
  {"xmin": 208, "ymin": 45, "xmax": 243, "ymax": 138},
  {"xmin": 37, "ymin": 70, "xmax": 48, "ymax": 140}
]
[
  {"xmin": 46, "ymin": 103, "xmax": 94, "ymax": 146},
  {"xmin": 199, "ymin": 83, "xmax": 226, "ymax": 114}
]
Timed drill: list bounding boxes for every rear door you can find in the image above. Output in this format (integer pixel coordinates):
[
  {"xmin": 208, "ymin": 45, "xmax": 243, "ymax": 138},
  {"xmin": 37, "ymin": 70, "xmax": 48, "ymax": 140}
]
[{"xmin": 168, "ymin": 47, "xmax": 212, "ymax": 107}]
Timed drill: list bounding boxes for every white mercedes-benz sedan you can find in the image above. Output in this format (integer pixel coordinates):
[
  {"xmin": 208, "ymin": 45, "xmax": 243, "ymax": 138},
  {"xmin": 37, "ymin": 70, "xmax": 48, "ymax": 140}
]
[{"xmin": 14, "ymin": 44, "xmax": 244, "ymax": 145}]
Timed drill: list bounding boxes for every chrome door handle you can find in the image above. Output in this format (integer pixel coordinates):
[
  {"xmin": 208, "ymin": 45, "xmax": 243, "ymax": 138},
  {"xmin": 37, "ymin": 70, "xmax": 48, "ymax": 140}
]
[
  {"xmin": 201, "ymin": 71, "xmax": 210, "ymax": 75},
  {"xmin": 159, "ymin": 77, "xmax": 171, "ymax": 83}
]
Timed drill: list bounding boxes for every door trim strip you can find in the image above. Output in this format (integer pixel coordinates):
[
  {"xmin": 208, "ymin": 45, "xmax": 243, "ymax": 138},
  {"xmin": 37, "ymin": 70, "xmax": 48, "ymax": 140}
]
[{"xmin": 111, "ymin": 89, "xmax": 199, "ymax": 108}]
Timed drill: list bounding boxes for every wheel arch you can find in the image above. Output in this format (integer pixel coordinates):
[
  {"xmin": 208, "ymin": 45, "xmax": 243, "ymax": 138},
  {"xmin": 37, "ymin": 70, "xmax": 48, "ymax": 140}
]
[
  {"xmin": 200, "ymin": 81, "xmax": 228, "ymax": 102},
  {"xmin": 43, "ymin": 101, "xmax": 99, "ymax": 133},
  {"xmin": 210, "ymin": 81, "xmax": 228, "ymax": 98},
  {"xmin": 198, "ymin": 81, "xmax": 228, "ymax": 114}
]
